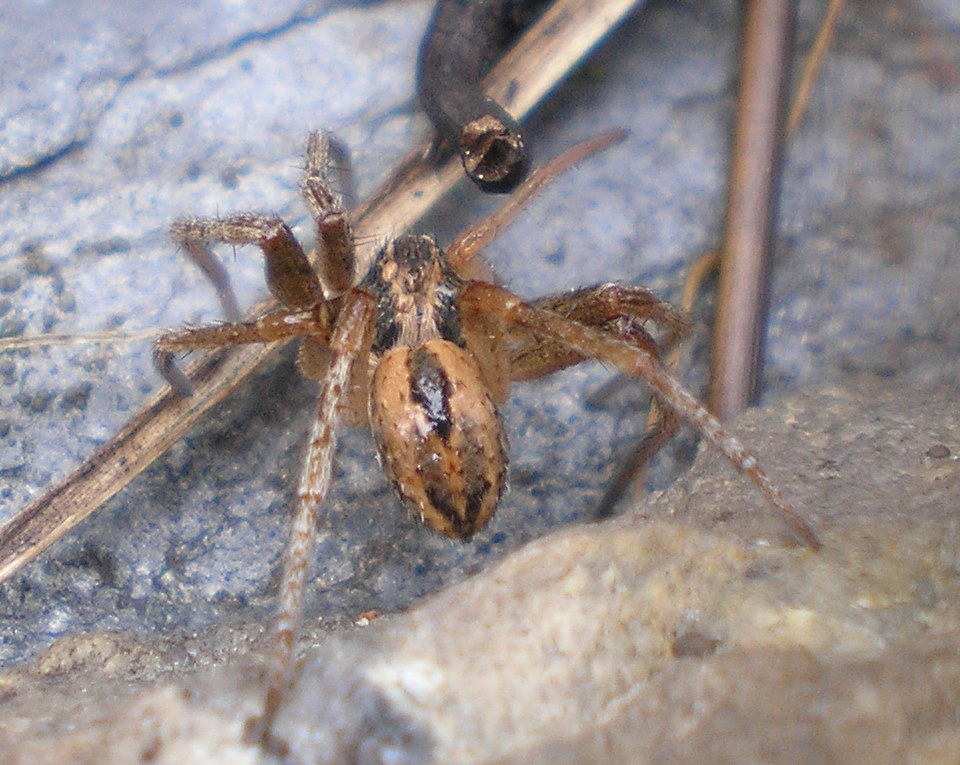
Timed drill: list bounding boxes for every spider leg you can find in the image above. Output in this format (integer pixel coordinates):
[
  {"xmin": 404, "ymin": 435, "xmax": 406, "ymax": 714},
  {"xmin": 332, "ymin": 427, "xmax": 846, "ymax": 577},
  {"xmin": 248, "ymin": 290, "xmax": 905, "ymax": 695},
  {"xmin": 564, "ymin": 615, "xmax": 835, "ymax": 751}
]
[
  {"xmin": 171, "ymin": 213, "xmax": 323, "ymax": 315},
  {"xmin": 446, "ymin": 128, "xmax": 627, "ymax": 273},
  {"xmin": 170, "ymin": 226, "xmax": 243, "ymax": 322},
  {"xmin": 459, "ymin": 281, "xmax": 687, "ymax": 404},
  {"xmin": 503, "ymin": 283, "xmax": 691, "ymax": 382},
  {"xmin": 248, "ymin": 289, "xmax": 376, "ymax": 748},
  {"xmin": 594, "ymin": 405, "xmax": 681, "ymax": 519},
  {"xmin": 461, "ymin": 281, "xmax": 820, "ymax": 549},
  {"xmin": 300, "ymin": 131, "xmax": 356, "ymax": 294},
  {"xmin": 496, "ymin": 283, "xmax": 691, "ymax": 518},
  {"xmin": 462, "ymin": 283, "xmax": 691, "ymax": 504},
  {"xmin": 153, "ymin": 304, "xmax": 339, "ymax": 396}
]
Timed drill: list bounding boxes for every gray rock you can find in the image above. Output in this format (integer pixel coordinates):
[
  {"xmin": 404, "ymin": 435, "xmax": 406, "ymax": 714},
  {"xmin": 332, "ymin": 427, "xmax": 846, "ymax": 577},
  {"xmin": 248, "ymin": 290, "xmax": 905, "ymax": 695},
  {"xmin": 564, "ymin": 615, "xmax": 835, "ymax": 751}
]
[{"xmin": 3, "ymin": 378, "xmax": 960, "ymax": 763}]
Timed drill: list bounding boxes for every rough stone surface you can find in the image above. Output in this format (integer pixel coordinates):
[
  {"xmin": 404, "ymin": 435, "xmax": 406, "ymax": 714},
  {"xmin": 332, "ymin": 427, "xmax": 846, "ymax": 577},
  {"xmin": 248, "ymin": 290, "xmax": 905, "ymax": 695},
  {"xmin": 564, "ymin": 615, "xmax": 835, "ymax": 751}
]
[{"xmin": 2, "ymin": 378, "xmax": 960, "ymax": 763}]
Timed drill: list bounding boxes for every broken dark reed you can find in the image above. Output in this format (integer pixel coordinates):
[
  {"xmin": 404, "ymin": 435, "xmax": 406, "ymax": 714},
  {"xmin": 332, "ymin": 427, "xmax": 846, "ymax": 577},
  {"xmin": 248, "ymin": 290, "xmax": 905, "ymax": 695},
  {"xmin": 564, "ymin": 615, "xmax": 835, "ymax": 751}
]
[{"xmin": 418, "ymin": 0, "xmax": 551, "ymax": 192}]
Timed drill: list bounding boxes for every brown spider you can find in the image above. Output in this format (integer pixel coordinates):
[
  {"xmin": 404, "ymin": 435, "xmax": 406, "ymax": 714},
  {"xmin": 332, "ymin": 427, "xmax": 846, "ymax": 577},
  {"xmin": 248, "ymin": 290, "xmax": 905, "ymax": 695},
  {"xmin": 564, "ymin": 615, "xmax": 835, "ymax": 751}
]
[{"xmin": 152, "ymin": 129, "xmax": 818, "ymax": 744}]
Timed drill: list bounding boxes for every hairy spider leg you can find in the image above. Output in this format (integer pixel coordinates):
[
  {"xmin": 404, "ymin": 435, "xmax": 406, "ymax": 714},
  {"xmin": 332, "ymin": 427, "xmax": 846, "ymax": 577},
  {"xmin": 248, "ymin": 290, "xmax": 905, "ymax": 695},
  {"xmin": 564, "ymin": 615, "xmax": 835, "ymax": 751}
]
[
  {"xmin": 461, "ymin": 281, "xmax": 820, "ymax": 550},
  {"xmin": 504, "ymin": 284, "xmax": 692, "ymax": 521},
  {"xmin": 446, "ymin": 128, "xmax": 627, "ymax": 271},
  {"xmin": 252, "ymin": 291, "xmax": 375, "ymax": 745}
]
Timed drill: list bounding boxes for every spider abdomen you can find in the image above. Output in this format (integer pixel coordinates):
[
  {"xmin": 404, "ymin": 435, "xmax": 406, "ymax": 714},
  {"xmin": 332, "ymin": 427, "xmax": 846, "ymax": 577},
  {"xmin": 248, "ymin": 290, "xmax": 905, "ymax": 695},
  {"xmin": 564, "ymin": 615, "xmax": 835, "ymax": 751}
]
[{"xmin": 369, "ymin": 339, "xmax": 507, "ymax": 540}]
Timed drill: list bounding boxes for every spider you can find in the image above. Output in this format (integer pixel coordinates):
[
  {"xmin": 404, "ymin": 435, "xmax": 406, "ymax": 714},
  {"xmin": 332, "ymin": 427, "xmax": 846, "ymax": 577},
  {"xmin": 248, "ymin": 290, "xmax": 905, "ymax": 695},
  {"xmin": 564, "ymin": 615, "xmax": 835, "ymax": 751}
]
[{"xmin": 152, "ymin": 128, "xmax": 818, "ymax": 745}]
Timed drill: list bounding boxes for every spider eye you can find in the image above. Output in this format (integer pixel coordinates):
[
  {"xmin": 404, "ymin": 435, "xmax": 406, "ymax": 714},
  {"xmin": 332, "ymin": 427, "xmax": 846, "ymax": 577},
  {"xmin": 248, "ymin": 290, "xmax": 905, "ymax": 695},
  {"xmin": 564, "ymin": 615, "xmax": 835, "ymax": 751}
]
[{"xmin": 369, "ymin": 339, "xmax": 508, "ymax": 539}]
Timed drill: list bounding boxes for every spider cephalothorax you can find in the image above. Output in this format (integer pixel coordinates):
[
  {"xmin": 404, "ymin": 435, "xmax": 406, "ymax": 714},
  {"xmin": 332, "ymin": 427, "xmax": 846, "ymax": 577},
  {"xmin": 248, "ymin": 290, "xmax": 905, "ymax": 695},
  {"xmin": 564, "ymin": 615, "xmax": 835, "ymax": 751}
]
[{"xmin": 362, "ymin": 234, "xmax": 465, "ymax": 354}]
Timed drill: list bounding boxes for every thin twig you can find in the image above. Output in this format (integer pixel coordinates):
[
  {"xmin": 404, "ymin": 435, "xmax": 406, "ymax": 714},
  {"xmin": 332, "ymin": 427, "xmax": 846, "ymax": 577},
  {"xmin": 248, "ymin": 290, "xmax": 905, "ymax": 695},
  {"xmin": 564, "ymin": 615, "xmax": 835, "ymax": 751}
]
[
  {"xmin": 0, "ymin": 329, "xmax": 159, "ymax": 352},
  {"xmin": 709, "ymin": 0, "xmax": 795, "ymax": 419},
  {"xmin": 788, "ymin": 0, "xmax": 845, "ymax": 138}
]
